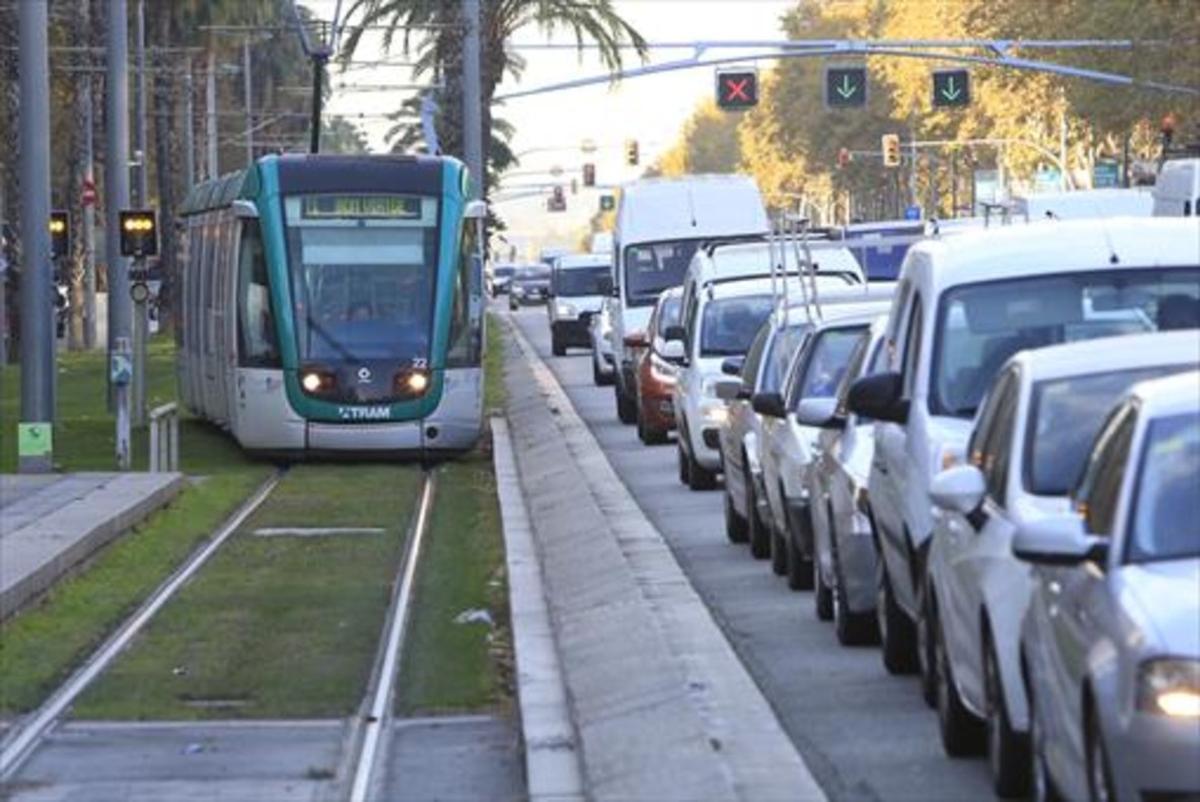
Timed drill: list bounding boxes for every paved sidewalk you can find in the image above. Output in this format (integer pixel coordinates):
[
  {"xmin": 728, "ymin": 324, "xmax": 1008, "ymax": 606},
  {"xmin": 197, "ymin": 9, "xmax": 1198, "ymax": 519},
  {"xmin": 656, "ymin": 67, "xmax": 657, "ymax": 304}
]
[
  {"xmin": 501, "ymin": 320, "xmax": 826, "ymax": 802},
  {"xmin": 1, "ymin": 472, "xmax": 186, "ymax": 618}
]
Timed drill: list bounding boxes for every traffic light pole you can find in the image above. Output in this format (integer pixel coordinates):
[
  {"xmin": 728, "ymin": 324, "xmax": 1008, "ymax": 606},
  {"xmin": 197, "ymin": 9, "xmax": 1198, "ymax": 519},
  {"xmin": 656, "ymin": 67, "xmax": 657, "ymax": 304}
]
[
  {"xmin": 17, "ymin": 0, "xmax": 55, "ymax": 473},
  {"xmin": 132, "ymin": 0, "xmax": 148, "ymax": 427},
  {"xmin": 106, "ymin": 0, "xmax": 133, "ymax": 467}
]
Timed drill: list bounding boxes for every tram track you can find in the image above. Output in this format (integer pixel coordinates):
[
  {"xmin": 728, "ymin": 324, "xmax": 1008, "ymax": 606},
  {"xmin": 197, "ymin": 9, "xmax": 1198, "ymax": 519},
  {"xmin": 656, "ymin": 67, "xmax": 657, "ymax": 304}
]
[
  {"xmin": 340, "ymin": 469, "xmax": 437, "ymax": 802},
  {"xmin": 0, "ymin": 469, "xmax": 286, "ymax": 783}
]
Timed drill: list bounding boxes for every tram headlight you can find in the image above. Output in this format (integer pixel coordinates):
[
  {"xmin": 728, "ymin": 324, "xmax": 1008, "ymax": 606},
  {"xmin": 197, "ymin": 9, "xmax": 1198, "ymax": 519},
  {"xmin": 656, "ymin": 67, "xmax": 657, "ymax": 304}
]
[
  {"xmin": 300, "ymin": 368, "xmax": 335, "ymax": 395},
  {"xmin": 399, "ymin": 369, "xmax": 430, "ymax": 396}
]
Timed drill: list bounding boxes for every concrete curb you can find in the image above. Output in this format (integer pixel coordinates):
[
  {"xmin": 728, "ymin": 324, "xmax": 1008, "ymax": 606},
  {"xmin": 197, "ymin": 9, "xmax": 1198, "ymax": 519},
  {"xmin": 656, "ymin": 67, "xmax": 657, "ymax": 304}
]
[
  {"xmin": 492, "ymin": 417, "xmax": 586, "ymax": 802},
  {"xmin": 501, "ymin": 317, "xmax": 828, "ymax": 802},
  {"xmin": 1, "ymin": 472, "xmax": 187, "ymax": 619}
]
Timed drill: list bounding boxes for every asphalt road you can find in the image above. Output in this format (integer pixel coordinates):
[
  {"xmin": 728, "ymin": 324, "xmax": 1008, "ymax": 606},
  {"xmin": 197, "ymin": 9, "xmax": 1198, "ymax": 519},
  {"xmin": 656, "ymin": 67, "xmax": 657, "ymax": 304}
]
[{"xmin": 509, "ymin": 305, "xmax": 1000, "ymax": 802}]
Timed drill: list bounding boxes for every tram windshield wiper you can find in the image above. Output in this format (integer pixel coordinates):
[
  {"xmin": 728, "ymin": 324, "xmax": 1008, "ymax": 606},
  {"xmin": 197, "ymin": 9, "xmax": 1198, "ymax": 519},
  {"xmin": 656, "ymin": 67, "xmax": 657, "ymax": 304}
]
[{"xmin": 305, "ymin": 315, "xmax": 360, "ymax": 362}]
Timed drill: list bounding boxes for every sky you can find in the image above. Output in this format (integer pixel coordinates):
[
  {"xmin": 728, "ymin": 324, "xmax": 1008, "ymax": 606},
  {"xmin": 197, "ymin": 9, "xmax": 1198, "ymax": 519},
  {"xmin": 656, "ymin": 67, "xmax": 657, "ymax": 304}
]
[{"xmin": 301, "ymin": 0, "xmax": 795, "ymax": 254}]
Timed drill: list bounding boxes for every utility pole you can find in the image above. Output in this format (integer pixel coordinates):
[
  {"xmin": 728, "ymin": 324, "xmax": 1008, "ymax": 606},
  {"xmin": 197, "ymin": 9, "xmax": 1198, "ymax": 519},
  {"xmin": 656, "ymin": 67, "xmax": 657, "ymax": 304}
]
[
  {"xmin": 83, "ymin": 75, "xmax": 97, "ymax": 349},
  {"xmin": 309, "ymin": 51, "xmax": 327, "ymax": 153},
  {"xmin": 206, "ymin": 47, "xmax": 218, "ymax": 178},
  {"xmin": 0, "ymin": 183, "xmax": 8, "ymax": 367},
  {"xmin": 243, "ymin": 38, "xmax": 254, "ymax": 164},
  {"xmin": 462, "ymin": 0, "xmax": 484, "ymax": 201},
  {"xmin": 18, "ymin": 0, "xmax": 55, "ymax": 472},
  {"xmin": 184, "ymin": 58, "xmax": 196, "ymax": 190},
  {"xmin": 106, "ymin": 0, "xmax": 133, "ymax": 468},
  {"xmin": 132, "ymin": 0, "xmax": 148, "ymax": 426}
]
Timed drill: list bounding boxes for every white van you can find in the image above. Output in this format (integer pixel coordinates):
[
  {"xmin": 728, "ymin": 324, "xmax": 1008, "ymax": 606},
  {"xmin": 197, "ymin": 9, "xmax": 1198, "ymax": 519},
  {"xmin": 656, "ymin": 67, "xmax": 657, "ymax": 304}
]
[
  {"xmin": 1012, "ymin": 188, "xmax": 1153, "ymax": 220},
  {"xmin": 847, "ymin": 217, "xmax": 1200, "ymax": 680},
  {"xmin": 1152, "ymin": 157, "xmax": 1200, "ymax": 216},
  {"xmin": 547, "ymin": 252, "xmax": 610, "ymax": 356},
  {"xmin": 609, "ymin": 175, "xmax": 768, "ymax": 423}
]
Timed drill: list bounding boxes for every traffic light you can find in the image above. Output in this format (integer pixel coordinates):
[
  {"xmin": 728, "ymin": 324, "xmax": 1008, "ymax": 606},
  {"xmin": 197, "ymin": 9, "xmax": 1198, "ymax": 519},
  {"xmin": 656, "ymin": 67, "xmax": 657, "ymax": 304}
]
[
  {"xmin": 625, "ymin": 139, "xmax": 639, "ymax": 167},
  {"xmin": 881, "ymin": 134, "xmax": 901, "ymax": 168},
  {"xmin": 119, "ymin": 209, "xmax": 158, "ymax": 257},
  {"xmin": 715, "ymin": 69, "xmax": 758, "ymax": 110},
  {"xmin": 49, "ymin": 211, "xmax": 69, "ymax": 259},
  {"xmin": 582, "ymin": 162, "xmax": 596, "ymax": 187},
  {"xmin": 570, "ymin": 178, "xmax": 579, "ymax": 195},
  {"xmin": 836, "ymin": 148, "xmax": 851, "ymax": 169},
  {"xmin": 599, "ymin": 194, "xmax": 615, "ymax": 212},
  {"xmin": 548, "ymin": 185, "xmax": 566, "ymax": 213},
  {"xmin": 931, "ymin": 69, "xmax": 970, "ymax": 108},
  {"xmin": 824, "ymin": 66, "xmax": 868, "ymax": 109}
]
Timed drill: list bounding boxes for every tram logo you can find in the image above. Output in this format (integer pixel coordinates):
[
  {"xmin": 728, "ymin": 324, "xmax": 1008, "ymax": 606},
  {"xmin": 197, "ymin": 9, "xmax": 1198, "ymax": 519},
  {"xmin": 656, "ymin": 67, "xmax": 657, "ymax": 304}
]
[
  {"xmin": 357, "ymin": 366, "xmax": 372, "ymax": 384},
  {"xmin": 338, "ymin": 406, "xmax": 392, "ymax": 421}
]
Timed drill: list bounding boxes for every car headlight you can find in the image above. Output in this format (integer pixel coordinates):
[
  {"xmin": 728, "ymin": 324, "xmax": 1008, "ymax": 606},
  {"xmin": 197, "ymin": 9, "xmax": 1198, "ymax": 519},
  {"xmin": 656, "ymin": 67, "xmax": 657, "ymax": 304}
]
[
  {"xmin": 1138, "ymin": 658, "xmax": 1200, "ymax": 717},
  {"xmin": 704, "ymin": 404, "xmax": 728, "ymax": 425},
  {"xmin": 513, "ymin": 286, "xmax": 525, "ymax": 296},
  {"xmin": 556, "ymin": 301, "xmax": 576, "ymax": 318},
  {"xmin": 649, "ymin": 352, "xmax": 677, "ymax": 384}
]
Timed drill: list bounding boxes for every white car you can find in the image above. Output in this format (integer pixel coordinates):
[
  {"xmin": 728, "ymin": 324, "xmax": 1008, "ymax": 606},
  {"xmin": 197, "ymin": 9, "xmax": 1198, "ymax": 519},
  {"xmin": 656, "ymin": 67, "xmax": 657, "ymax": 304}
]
[
  {"xmin": 668, "ymin": 279, "xmax": 776, "ymax": 490},
  {"xmin": 610, "ymin": 175, "xmax": 768, "ymax": 425},
  {"xmin": 548, "ymin": 252, "xmax": 611, "ymax": 356},
  {"xmin": 924, "ymin": 331, "xmax": 1200, "ymax": 796},
  {"xmin": 1016, "ymin": 371, "xmax": 1200, "ymax": 802},
  {"xmin": 757, "ymin": 300, "xmax": 891, "ymax": 591},
  {"xmin": 846, "ymin": 217, "xmax": 1200, "ymax": 683},
  {"xmin": 589, "ymin": 300, "xmax": 616, "ymax": 386},
  {"xmin": 797, "ymin": 316, "xmax": 890, "ymax": 643}
]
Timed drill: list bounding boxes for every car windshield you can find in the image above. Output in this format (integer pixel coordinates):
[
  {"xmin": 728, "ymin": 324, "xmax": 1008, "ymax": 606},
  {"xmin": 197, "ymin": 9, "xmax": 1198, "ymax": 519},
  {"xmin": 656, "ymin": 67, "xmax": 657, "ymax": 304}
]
[
  {"xmin": 1026, "ymin": 366, "xmax": 1182, "ymax": 496},
  {"xmin": 283, "ymin": 193, "xmax": 439, "ymax": 363},
  {"xmin": 796, "ymin": 326, "xmax": 867, "ymax": 402},
  {"xmin": 1127, "ymin": 412, "xmax": 1200, "ymax": 563},
  {"xmin": 556, "ymin": 265, "xmax": 609, "ymax": 296},
  {"xmin": 931, "ymin": 268, "xmax": 1200, "ymax": 417},
  {"xmin": 494, "ymin": 265, "xmax": 515, "ymax": 278},
  {"xmin": 700, "ymin": 296, "xmax": 774, "ymax": 357},
  {"xmin": 515, "ymin": 267, "xmax": 549, "ymax": 282},
  {"xmin": 624, "ymin": 240, "xmax": 702, "ymax": 307},
  {"xmin": 654, "ymin": 296, "xmax": 683, "ymax": 336}
]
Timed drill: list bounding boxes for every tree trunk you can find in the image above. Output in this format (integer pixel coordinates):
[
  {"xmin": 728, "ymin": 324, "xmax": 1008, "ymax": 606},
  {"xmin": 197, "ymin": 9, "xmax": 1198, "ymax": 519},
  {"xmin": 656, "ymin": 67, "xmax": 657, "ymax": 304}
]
[
  {"xmin": 66, "ymin": 0, "xmax": 93, "ymax": 349},
  {"xmin": 153, "ymin": 8, "xmax": 178, "ymax": 330}
]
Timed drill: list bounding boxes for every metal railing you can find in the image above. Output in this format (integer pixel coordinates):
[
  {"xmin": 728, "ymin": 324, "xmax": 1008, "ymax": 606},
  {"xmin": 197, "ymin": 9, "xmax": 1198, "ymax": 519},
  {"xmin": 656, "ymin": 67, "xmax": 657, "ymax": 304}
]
[{"xmin": 148, "ymin": 402, "xmax": 180, "ymax": 472}]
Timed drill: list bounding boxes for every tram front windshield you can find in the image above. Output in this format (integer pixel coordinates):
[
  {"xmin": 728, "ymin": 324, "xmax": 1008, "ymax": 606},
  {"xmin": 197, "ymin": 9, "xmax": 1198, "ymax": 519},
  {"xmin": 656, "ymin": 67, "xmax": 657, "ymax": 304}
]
[{"xmin": 283, "ymin": 194, "xmax": 439, "ymax": 364}]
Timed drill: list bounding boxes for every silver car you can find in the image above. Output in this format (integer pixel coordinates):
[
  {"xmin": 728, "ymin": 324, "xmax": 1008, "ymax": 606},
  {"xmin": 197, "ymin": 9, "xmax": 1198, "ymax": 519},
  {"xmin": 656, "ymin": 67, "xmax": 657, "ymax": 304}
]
[
  {"xmin": 1016, "ymin": 370, "xmax": 1200, "ymax": 802},
  {"xmin": 798, "ymin": 317, "xmax": 889, "ymax": 645}
]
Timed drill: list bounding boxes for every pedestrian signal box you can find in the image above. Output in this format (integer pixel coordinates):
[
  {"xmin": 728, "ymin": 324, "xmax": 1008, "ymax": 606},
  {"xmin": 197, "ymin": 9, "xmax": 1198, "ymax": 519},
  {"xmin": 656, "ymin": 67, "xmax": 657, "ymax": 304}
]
[
  {"xmin": 932, "ymin": 69, "xmax": 970, "ymax": 108},
  {"xmin": 119, "ymin": 209, "xmax": 158, "ymax": 258},
  {"xmin": 49, "ymin": 211, "xmax": 69, "ymax": 259},
  {"xmin": 599, "ymin": 194, "xmax": 616, "ymax": 212},
  {"xmin": 881, "ymin": 134, "xmax": 902, "ymax": 167},
  {"xmin": 716, "ymin": 69, "xmax": 758, "ymax": 110},
  {"xmin": 625, "ymin": 139, "xmax": 639, "ymax": 167}
]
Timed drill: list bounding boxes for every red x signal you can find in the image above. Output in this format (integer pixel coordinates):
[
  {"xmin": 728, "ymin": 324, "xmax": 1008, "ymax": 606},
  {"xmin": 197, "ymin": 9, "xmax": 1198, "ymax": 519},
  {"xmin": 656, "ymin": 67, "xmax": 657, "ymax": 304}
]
[{"xmin": 716, "ymin": 70, "xmax": 757, "ymax": 110}]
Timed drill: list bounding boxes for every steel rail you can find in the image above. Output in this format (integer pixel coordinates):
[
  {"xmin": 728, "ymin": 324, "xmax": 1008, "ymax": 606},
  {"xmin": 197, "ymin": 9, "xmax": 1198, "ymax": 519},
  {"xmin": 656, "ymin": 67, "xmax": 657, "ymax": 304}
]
[
  {"xmin": 0, "ymin": 470, "xmax": 285, "ymax": 782},
  {"xmin": 346, "ymin": 471, "xmax": 437, "ymax": 802}
]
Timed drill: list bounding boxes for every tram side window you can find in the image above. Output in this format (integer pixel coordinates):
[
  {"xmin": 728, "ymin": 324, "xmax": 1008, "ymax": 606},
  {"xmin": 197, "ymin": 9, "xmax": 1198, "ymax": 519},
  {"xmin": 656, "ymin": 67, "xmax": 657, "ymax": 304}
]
[
  {"xmin": 237, "ymin": 218, "xmax": 280, "ymax": 368},
  {"xmin": 447, "ymin": 219, "xmax": 482, "ymax": 368}
]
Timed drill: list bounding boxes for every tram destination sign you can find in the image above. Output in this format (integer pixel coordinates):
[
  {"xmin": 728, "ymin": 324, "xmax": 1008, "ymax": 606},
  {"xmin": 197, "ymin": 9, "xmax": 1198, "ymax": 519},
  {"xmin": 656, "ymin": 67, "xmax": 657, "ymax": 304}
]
[{"xmin": 302, "ymin": 195, "xmax": 423, "ymax": 220}]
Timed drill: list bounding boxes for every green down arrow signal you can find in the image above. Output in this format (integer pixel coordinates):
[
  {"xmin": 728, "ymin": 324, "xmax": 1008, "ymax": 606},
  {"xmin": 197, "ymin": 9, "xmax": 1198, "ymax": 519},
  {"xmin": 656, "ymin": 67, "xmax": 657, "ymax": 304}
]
[
  {"xmin": 941, "ymin": 76, "xmax": 962, "ymax": 101},
  {"xmin": 837, "ymin": 75, "xmax": 858, "ymax": 99}
]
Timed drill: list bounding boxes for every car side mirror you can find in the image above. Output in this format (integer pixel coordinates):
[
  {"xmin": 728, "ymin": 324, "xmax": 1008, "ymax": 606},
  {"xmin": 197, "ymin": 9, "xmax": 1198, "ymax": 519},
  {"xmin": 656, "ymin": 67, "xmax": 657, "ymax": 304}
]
[
  {"xmin": 847, "ymin": 372, "xmax": 908, "ymax": 424},
  {"xmin": 752, "ymin": 392, "xmax": 787, "ymax": 419},
  {"xmin": 599, "ymin": 276, "xmax": 614, "ymax": 296},
  {"xmin": 659, "ymin": 339, "xmax": 686, "ymax": 362},
  {"xmin": 663, "ymin": 325, "xmax": 685, "ymax": 342},
  {"xmin": 623, "ymin": 330, "xmax": 648, "ymax": 349},
  {"xmin": 1011, "ymin": 515, "xmax": 1108, "ymax": 566},
  {"xmin": 714, "ymin": 380, "xmax": 742, "ymax": 402},
  {"xmin": 794, "ymin": 397, "xmax": 845, "ymax": 430},
  {"xmin": 721, "ymin": 356, "xmax": 744, "ymax": 377},
  {"xmin": 929, "ymin": 465, "xmax": 986, "ymax": 515}
]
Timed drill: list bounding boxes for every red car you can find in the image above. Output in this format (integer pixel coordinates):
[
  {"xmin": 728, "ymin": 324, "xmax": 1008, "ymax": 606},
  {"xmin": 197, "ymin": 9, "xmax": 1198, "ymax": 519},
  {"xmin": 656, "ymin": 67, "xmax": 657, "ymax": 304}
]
[{"xmin": 626, "ymin": 288, "xmax": 684, "ymax": 445}]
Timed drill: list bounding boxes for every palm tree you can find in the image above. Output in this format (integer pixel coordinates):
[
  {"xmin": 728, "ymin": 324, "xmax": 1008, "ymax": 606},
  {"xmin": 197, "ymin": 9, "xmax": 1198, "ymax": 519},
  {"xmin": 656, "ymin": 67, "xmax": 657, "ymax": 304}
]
[{"xmin": 339, "ymin": 0, "xmax": 648, "ymax": 197}]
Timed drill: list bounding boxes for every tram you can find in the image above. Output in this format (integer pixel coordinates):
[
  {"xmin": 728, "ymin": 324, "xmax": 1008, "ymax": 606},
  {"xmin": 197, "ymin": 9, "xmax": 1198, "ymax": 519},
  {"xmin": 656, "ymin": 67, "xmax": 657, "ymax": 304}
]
[{"xmin": 177, "ymin": 153, "xmax": 486, "ymax": 457}]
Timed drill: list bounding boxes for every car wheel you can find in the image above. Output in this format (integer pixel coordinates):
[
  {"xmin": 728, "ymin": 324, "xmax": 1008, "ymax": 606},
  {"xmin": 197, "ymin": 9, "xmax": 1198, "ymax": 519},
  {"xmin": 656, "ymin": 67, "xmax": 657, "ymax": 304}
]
[
  {"xmin": 833, "ymin": 545, "xmax": 878, "ymax": 646},
  {"xmin": 785, "ymin": 517, "xmax": 814, "ymax": 591},
  {"xmin": 877, "ymin": 567, "xmax": 919, "ymax": 675},
  {"xmin": 552, "ymin": 335, "xmax": 566, "ymax": 357},
  {"xmin": 936, "ymin": 618, "xmax": 985, "ymax": 757},
  {"xmin": 686, "ymin": 443, "xmax": 717, "ymax": 491},
  {"xmin": 918, "ymin": 582, "xmax": 939, "ymax": 708},
  {"xmin": 592, "ymin": 352, "xmax": 613, "ymax": 386},
  {"xmin": 986, "ymin": 636, "xmax": 1031, "ymax": 798},
  {"xmin": 769, "ymin": 523, "xmax": 787, "ymax": 576},
  {"xmin": 1028, "ymin": 672, "xmax": 1063, "ymax": 802},
  {"xmin": 746, "ymin": 470, "xmax": 770, "ymax": 557},
  {"xmin": 616, "ymin": 383, "xmax": 638, "ymax": 425},
  {"xmin": 677, "ymin": 442, "xmax": 690, "ymax": 486},
  {"xmin": 814, "ymin": 559, "xmax": 834, "ymax": 621},
  {"xmin": 724, "ymin": 489, "xmax": 749, "ymax": 544},
  {"xmin": 1086, "ymin": 703, "xmax": 1116, "ymax": 802}
]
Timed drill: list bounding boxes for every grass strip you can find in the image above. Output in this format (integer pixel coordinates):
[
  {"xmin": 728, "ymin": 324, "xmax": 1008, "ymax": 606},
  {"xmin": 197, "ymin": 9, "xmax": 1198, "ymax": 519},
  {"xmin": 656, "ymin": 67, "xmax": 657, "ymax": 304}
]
[
  {"xmin": 0, "ymin": 468, "xmax": 269, "ymax": 716},
  {"xmin": 484, "ymin": 313, "xmax": 507, "ymax": 413},
  {"xmin": 396, "ymin": 454, "xmax": 511, "ymax": 714},
  {"xmin": 74, "ymin": 465, "xmax": 421, "ymax": 720}
]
